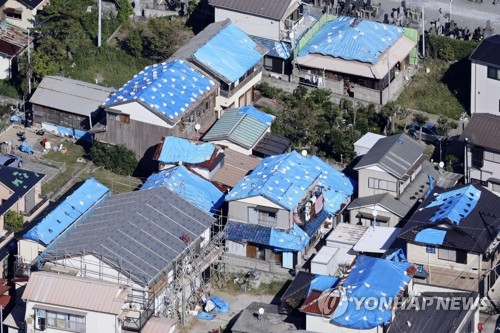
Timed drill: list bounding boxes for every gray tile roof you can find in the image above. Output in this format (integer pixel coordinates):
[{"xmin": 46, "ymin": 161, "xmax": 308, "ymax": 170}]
[
  {"xmin": 469, "ymin": 34, "xmax": 500, "ymax": 68},
  {"xmin": 348, "ymin": 193, "xmax": 410, "ymax": 217},
  {"xmin": 44, "ymin": 187, "xmax": 215, "ymax": 287},
  {"xmin": 209, "ymin": 0, "xmax": 295, "ymax": 20},
  {"xmin": 354, "ymin": 133, "xmax": 426, "ymax": 180},
  {"xmin": 460, "ymin": 113, "xmax": 500, "ymax": 151}
]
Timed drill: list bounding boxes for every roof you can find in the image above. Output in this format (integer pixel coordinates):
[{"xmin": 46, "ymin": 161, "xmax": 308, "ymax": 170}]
[
  {"xmin": 17, "ymin": 0, "xmax": 45, "ymax": 9},
  {"xmin": 326, "ymin": 223, "xmax": 369, "ymax": 246},
  {"xmin": 0, "ymin": 166, "xmax": 45, "ymax": 216},
  {"xmin": 253, "ymin": 132, "xmax": 292, "ymax": 158},
  {"xmin": 23, "ymin": 178, "xmax": 110, "ymax": 246},
  {"xmin": 354, "ymin": 132, "xmax": 385, "ymax": 150},
  {"xmin": 460, "ymin": 113, "xmax": 500, "ymax": 151},
  {"xmin": 398, "ymin": 183, "xmax": 500, "ymax": 253},
  {"xmin": 157, "ymin": 136, "xmax": 215, "ymax": 164},
  {"xmin": 251, "ymin": 35, "xmax": 291, "ymax": 59},
  {"xmin": 387, "ymin": 291, "xmax": 478, "ymax": 333},
  {"xmin": 3, "ymin": 300, "xmax": 25, "ymax": 329},
  {"xmin": 44, "ymin": 187, "xmax": 215, "ymax": 287},
  {"xmin": 0, "ymin": 21, "xmax": 31, "ymax": 57},
  {"xmin": 209, "ymin": 0, "xmax": 296, "ymax": 20},
  {"xmin": 226, "ymin": 151, "xmax": 353, "ymax": 214},
  {"xmin": 298, "ymin": 17, "xmax": 404, "ymax": 64},
  {"xmin": 280, "ymin": 271, "xmax": 316, "ymax": 312},
  {"xmin": 348, "ymin": 193, "xmax": 411, "ymax": 218},
  {"xmin": 203, "ymin": 106, "xmax": 275, "ymax": 149},
  {"xmin": 22, "ymin": 271, "xmax": 129, "ymax": 315},
  {"xmin": 29, "ymin": 76, "xmax": 114, "ymax": 117},
  {"xmin": 354, "ymin": 133, "xmax": 426, "ymax": 180},
  {"xmin": 352, "ymin": 227, "xmax": 402, "ymax": 253},
  {"xmin": 141, "ymin": 165, "xmax": 225, "ymax": 214},
  {"xmin": 469, "ymin": 34, "xmax": 500, "ymax": 67},
  {"xmin": 212, "ymin": 148, "xmax": 261, "ymax": 188},
  {"xmin": 103, "ymin": 60, "xmax": 217, "ymax": 125},
  {"xmin": 141, "ymin": 317, "xmax": 178, "ymax": 333}
]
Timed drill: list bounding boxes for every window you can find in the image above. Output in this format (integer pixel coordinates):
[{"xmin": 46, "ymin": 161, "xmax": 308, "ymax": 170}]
[
  {"xmin": 471, "ymin": 147, "xmax": 484, "ymax": 169},
  {"xmin": 438, "ymin": 248, "xmax": 456, "ymax": 261},
  {"xmin": 259, "ymin": 210, "xmax": 277, "ymax": 224},
  {"xmin": 120, "ymin": 114, "xmax": 130, "ymax": 123},
  {"xmin": 45, "ymin": 310, "xmax": 86, "ymax": 332},
  {"xmin": 487, "ymin": 66, "xmax": 500, "ymax": 80},
  {"xmin": 491, "ymin": 182, "xmax": 500, "ymax": 193},
  {"xmin": 4, "ymin": 8, "xmax": 22, "ymax": 19},
  {"xmin": 426, "ymin": 246, "xmax": 436, "ymax": 254},
  {"xmin": 368, "ymin": 177, "xmax": 397, "ymax": 192},
  {"xmin": 484, "ymin": 151, "xmax": 500, "ymax": 163}
]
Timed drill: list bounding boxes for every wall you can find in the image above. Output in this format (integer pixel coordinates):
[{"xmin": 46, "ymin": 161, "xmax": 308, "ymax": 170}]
[
  {"xmin": 228, "ymin": 199, "xmax": 292, "ymax": 230},
  {"xmin": 306, "ymin": 314, "xmax": 381, "ymax": 333},
  {"xmin": 348, "ymin": 206, "xmax": 401, "ymax": 228},
  {"xmin": 18, "ymin": 239, "xmax": 46, "ymax": 265},
  {"xmin": 468, "ymin": 148, "xmax": 500, "ymax": 190},
  {"xmin": 214, "ymin": 8, "xmax": 281, "ymax": 40},
  {"xmin": 2, "ymin": 0, "xmax": 47, "ymax": 30},
  {"xmin": 224, "ymin": 253, "xmax": 292, "ymax": 278},
  {"xmin": 33, "ymin": 104, "xmax": 90, "ymax": 130},
  {"xmin": 357, "ymin": 168, "xmax": 399, "ymax": 198},
  {"xmin": 0, "ymin": 56, "xmax": 11, "ymax": 80},
  {"xmin": 215, "ymin": 73, "xmax": 262, "ymax": 111},
  {"xmin": 470, "ymin": 63, "xmax": 500, "ymax": 114}
]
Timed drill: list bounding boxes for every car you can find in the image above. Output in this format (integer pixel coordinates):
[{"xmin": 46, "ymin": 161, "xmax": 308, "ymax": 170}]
[
  {"xmin": 0, "ymin": 154, "xmax": 23, "ymax": 168},
  {"xmin": 407, "ymin": 122, "xmax": 447, "ymax": 144}
]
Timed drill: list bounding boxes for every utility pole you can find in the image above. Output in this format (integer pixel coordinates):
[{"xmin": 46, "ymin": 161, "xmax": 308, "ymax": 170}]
[
  {"xmin": 422, "ymin": 2, "xmax": 425, "ymax": 57},
  {"xmin": 98, "ymin": 0, "xmax": 102, "ymax": 47},
  {"xmin": 387, "ymin": 55, "xmax": 391, "ymax": 102},
  {"xmin": 27, "ymin": 28, "xmax": 31, "ymax": 95},
  {"xmin": 449, "ymin": 0, "xmax": 452, "ymax": 23}
]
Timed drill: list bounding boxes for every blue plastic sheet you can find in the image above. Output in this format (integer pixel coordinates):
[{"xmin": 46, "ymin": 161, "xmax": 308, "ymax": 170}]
[
  {"xmin": 104, "ymin": 60, "xmax": 215, "ymax": 121},
  {"xmin": 424, "ymin": 175, "xmax": 435, "ymax": 200},
  {"xmin": 194, "ymin": 24, "xmax": 263, "ymax": 83},
  {"xmin": 158, "ymin": 136, "xmax": 215, "ymax": 164},
  {"xmin": 426, "ymin": 184, "xmax": 481, "ymax": 224},
  {"xmin": 226, "ymin": 151, "xmax": 353, "ymax": 215},
  {"xmin": 10, "ymin": 115, "xmax": 22, "ymax": 123},
  {"xmin": 24, "ymin": 178, "xmax": 109, "ymax": 246},
  {"xmin": 270, "ymin": 223, "xmax": 310, "ymax": 251},
  {"xmin": 415, "ymin": 228, "xmax": 446, "ymax": 245},
  {"xmin": 209, "ymin": 297, "xmax": 230, "ymax": 313},
  {"xmin": 141, "ymin": 166, "xmax": 224, "ymax": 214},
  {"xmin": 298, "ymin": 16, "xmax": 404, "ymax": 64},
  {"xmin": 19, "ymin": 141, "xmax": 33, "ymax": 154},
  {"xmin": 308, "ymin": 275, "xmax": 339, "ymax": 296},
  {"xmin": 197, "ymin": 312, "xmax": 215, "ymax": 320},
  {"xmin": 237, "ymin": 105, "xmax": 274, "ymax": 126},
  {"xmin": 251, "ymin": 35, "xmax": 292, "ymax": 59}
]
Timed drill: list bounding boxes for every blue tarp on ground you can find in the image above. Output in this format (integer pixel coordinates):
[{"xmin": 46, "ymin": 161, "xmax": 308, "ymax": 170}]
[
  {"xmin": 193, "ymin": 24, "xmax": 263, "ymax": 83},
  {"xmin": 103, "ymin": 60, "xmax": 216, "ymax": 121},
  {"xmin": 270, "ymin": 223, "xmax": 310, "ymax": 251},
  {"xmin": 251, "ymin": 35, "xmax": 292, "ymax": 59},
  {"xmin": 23, "ymin": 178, "xmax": 109, "ymax": 246},
  {"xmin": 141, "ymin": 166, "xmax": 224, "ymax": 214},
  {"xmin": 426, "ymin": 184, "xmax": 481, "ymax": 224},
  {"xmin": 226, "ymin": 151, "xmax": 353, "ymax": 215},
  {"xmin": 158, "ymin": 136, "xmax": 215, "ymax": 164},
  {"xmin": 10, "ymin": 115, "xmax": 22, "ymax": 122},
  {"xmin": 209, "ymin": 297, "xmax": 230, "ymax": 313},
  {"xmin": 308, "ymin": 275, "xmax": 339, "ymax": 296},
  {"xmin": 414, "ymin": 228, "xmax": 447, "ymax": 245},
  {"xmin": 19, "ymin": 141, "xmax": 33, "ymax": 154},
  {"xmin": 298, "ymin": 16, "xmax": 403, "ymax": 64},
  {"xmin": 332, "ymin": 252, "xmax": 411, "ymax": 329}
]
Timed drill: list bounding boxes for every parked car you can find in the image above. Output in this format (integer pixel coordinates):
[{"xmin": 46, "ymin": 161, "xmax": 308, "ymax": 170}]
[
  {"xmin": 0, "ymin": 154, "xmax": 23, "ymax": 168},
  {"xmin": 407, "ymin": 122, "xmax": 447, "ymax": 144}
]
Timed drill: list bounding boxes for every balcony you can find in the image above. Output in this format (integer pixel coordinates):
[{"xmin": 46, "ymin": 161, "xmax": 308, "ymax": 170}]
[{"xmin": 219, "ymin": 65, "xmax": 262, "ymax": 98}]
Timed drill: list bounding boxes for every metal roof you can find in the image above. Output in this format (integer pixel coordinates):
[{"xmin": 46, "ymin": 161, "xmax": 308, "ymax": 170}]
[
  {"xmin": 0, "ymin": 21, "xmax": 31, "ymax": 57},
  {"xmin": 141, "ymin": 317, "xmax": 178, "ymax": 333},
  {"xmin": 354, "ymin": 133, "xmax": 426, "ymax": 180},
  {"xmin": 252, "ymin": 132, "xmax": 292, "ymax": 158},
  {"xmin": 203, "ymin": 106, "xmax": 274, "ymax": 149},
  {"xmin": 250, "ymin": 35, "xmax": 292, "ymax": 59},
  {"xmin": 353, "ymin": 227, "xmax": 402, "ymax": 253},
  {"xmin": 348, "ymin": 193, "xmax": 411, "ymax": 218},
  {"xmin": 326, "ymin": 223, "xmax": 368, "ymax": 246},
  {"xmin": 460, "ymin": 113, "xmax": 500, "ymax": 151},
  {"xmin": 44, "ymin": 187, "xmax": 215, "ymax": 287},
  {"xmin": 30, "ymin": 76, "xmax": 114, "ymax": 117},
  {"xmin": 22, "ymin": 271, "xmax": 129, "ymax": 315},
  {"xmin": 469, "ymin": 34, "xmax": 500, "ymax": 68},
  {"xmin": 212, "ymin": 148, "xmax": 261, "ymax": 188},
  {"xmin": 209, "ymin": 0, "xmax": 296, "ymax": 20}
]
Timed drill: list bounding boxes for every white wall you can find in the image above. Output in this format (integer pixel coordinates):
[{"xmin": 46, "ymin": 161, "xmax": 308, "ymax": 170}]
[
  {"xmin": 357, "ymin": 168, "xmax": 399, "ymax": 198},
  {"xmin": 18, "ymin": 239, "xmax": 46, "ymax": 264},
  {"xmin": 227, "ymin": 240, "xmax": 246, "ymax": 256},
  {"xmin": 215, "ymin": 72, "xmax": 262, "ymax": 111},
  {"xmin": 0, "ymin": 56, "xmax": 10, "ymax": 80},
  {"xmin": 471, "ymin": 63, "xmax": 500, "ymax": 114},
  {"xmin": 214, "ymin": 8, "xmax": 281, "ymax": 40},
  {"xmin": 306, "ymin": 314, "xmax": 382, "ymax": 333},
  {"xmin": 109, "ymin": 102, "xmax": 173, "ymax": 127}
]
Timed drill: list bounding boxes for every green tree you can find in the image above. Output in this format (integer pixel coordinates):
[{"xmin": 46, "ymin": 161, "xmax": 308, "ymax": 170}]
[
  {"xmin": 90, "ymin": 142, "xmax": 138, "ymax": 175},
  {"xmin": 4, "ymin": 210, "xmax": 24, "ymax": 232},
  {"xmin": 412, "ymin": 113, "xmax": 429, "ymax": 142},
  {"xmin": 117, "ymin": 0, "xmax": 133, "ymax": 24},
  {"xmin": 126, "ymin": 28, "xmax": 143, "ymax": 57},
  {"xmin": 436, "ymin": 116, "xmax": 458, "ymax": 136}
]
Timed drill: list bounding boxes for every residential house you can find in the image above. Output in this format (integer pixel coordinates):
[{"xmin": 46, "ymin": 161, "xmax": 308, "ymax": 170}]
[
  {"xmin": 295, "ymin": 16, "xmax": 417, "ymax": 105},
  {"xmin": 30, "ymin": 76, "xmax": 115, "ymax": 134},
  {"xmin": 170, "ymin": 19, "xmax": 267, "ymax": 114},
  {"xmin": 224, "ymin": 151, "xmax": 353, "ymax": 272},
  {"xmin": 469, "ymin": 34, "xmax": 500, "ymax": 114},
  {"xmin": 17, "ymin": 178, "xmax": 110, "ymax": 276},
  {"xmin": 211, "ymin": 148, "xmax": 261, "ymax": 191},
  {"xmin": 397, "ymin": 183, "xmax": 500, "ymax": 296},
  {"xmin": 0, "ymin": 0, "xmax": 48, "ymax": 30},
  {"xmin": 0, "ymin": 21, "xmax": 31, "ymax": 79},
  {"xmin": 96, "ymin": 59, "xmax": 219, "ymax": 158},
  {"xmin": 461, "ymin": 113, "xmax": 500, "ymax": 193},
  {"xmin": 353, "ymin": 132, "xmax": 385, "ymax": 157},
  {"xmin": 38, "ymin": 187, "xmax": 219, "ymax": 331}
]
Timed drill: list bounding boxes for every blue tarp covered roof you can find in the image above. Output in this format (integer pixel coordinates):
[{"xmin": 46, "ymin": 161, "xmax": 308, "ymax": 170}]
[
  {"xmin": 270, "ymin": 223, "xmax": 310, "ymax": 251},
  {"xmin": 141, "ymin": 165, "xmax": 225, "ymax": 214},
  {"xmin": 298, "ymin": 16, "xmax": 403, "ymax": 64},
  {"xmin": 226, "ymin": 151, "xmax": 353, "ymax": 215},
  {"xmin": 251, "ymin": 35, "xmax": 292, "ymax": 59},
  {"xmin": 332, "ymin": 251, "xmax": 411, "ymax": 329},
  {"xmin": 193, "ymin": 24, "xmax": 263, "ymax": 83},
  {"xmin": 103, "ymin": 60, "xmax": 216, "ymax": 122},
  {"xmin": 237, "ymin": 105, "xmax": 275, "ymax": 125},
  {"xmin": 414, "ymin": 228, "xmax": 447, "ymax": 245},
  {"xmin": 23, "ymin": 178, "xmax": 109, "ymax": 246},
  {"xmin": 308, "ymin": 275, "xmax": 339, "ymax": 296},
  {"xmin": 158, "ymin": 136, "xmax": 215, "ymax": 164},
  {"xmin": 426, "ymin": 184, "xmax": 481, "ymax": 224}
]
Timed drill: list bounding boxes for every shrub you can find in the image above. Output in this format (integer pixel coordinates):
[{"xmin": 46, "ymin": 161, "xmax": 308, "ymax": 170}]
[
  {"xmin": 255, "ymin": 82, "xmax": 282, "ymax": 99},
  {"xmin": 90, "ymin": 142, "xmax": 138, "ymax": 175},
  {"xmin": 4, "ymin": 210, "xmax": 24, "ymax": 232},
  {"xmin": 426, "ymin": 34, "xmax": 479, "ymax": 62}
]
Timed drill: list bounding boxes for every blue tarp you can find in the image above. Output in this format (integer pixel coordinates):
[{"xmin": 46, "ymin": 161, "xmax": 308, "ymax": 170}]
[
  {"xmin": 104, "ymin": 60, "xmax": 216, "ymax": 121},
  {"xmin": 158, "ymin": 136, "xmax": 215, "ymax": 164},
  {"xmin": 332, "ymin": 253, "xmax": 411, "ymax": 329},
  {"xmin": 19, "ymin": 141, "xmax": 33, "ymax": 154},
  {"xmin": 141, "ymin": 165, "xmax": 224, "ymax": 214},
  {"xmin": 270, "ymin": 223, "xmax": 310, "ymax": 251},
  {"xmin": 23, "ymin": 178, "xmax": 109, "ymax": 246},
  {"xmin": 193, "ymin": 24, "xmax": 263, "ymax": 83},
  {"xmin": 57, "ymin": 126, "xmax": 86, "ymax": 139},
  {"xmin": 415, "ymin": 228, "xmax": 447, "ymax": 245},
  {"xmin": 209, "ymin": 297, "xmax": 230, "ymax": 313},
  {"xmin": 237, "ymin": 105, "xmax": 275, "ymax": 126},
  {"xmin": 251, "ymin": 35, "xmax": 292, "ymax": 59},
  {"xmin": 227, "ymin": 151, "xmax": 353, "ymax": 215},
  {"xmin": 426, "ymin": 184, "xmax": 481, "ymax": 224},
  {"xmin": 298, "ymin": 16, "xmax": 404, "ymax": 64},
  {"xmin": 308, "ymin": 275, "xmax": 339, "ymax": 296},
  {"xmin": 197, "ymin": 312, "xmax": 215, "ymax": 320},
  {"xmin": 10, "ymin": 115, "xmax": 22, "ymax": 123},
  {"xmin": 424, "ymin": 175, "xmax": 435, "ymax": 200}
]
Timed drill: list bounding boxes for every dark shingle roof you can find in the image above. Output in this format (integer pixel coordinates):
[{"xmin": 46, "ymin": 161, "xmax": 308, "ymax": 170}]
[
  {"xmin": 469, "ymin": 34, "xmax": 500, "ymax": 68},
  {"xmin": 460, "ymin": 113, "xmax": 500, "ymax": 151},
  {"xmin": 17, "ymin": 0, "xmax": 45, "ymax": 9},
  {"xmin": 348, "ymin": 193, "xmax": 411, "ymax": 218},
  {"xmin": 253, "ymin": 132, "xmax": 292, "ymax": 158},
  {"xmin": 209, "ymin": 0, "xmax": 295, "ymax": 20},
  {"xmin": 0, "ymin": 166, "xmax": 45, "ymax": 216}
]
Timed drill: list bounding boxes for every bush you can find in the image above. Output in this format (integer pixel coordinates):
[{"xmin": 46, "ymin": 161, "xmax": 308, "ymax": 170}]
[
  {"xmin": 426, "ymin": 34, "xmax": 479, "ymax": 62},
  {"xmin": 4, "ymin": 210, "xmax": 24, "ymax": 232},
  {"xmin": 90, "ymin": 142, "xmax": 138, "ymax": 175},
  {"xmin": 255, "ymin": 82, "xmax": 282, "ymax": 99}
]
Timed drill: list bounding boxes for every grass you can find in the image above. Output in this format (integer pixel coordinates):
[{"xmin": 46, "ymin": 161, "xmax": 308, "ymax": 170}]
[{"xmin": 78, "ymin": 167, "xmax": 144, "ymax": 194}]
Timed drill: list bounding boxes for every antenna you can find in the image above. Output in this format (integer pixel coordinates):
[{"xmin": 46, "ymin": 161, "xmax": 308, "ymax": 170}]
[
  {"xmin": 257, "ymin": 307, "xmax": 264, "ymax": 321},
  {"xmin": 195, "ymin": 123, "xmax": 201, "ymax": 131},
  {"xmin": 301, "ymin": 150, "xmax": 307, "ymax": 157}
]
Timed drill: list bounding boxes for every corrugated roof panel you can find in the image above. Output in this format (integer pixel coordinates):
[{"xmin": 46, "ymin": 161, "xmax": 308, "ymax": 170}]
[
  {"xmin": 460, "ymin": 113, "xmax": 500, "ymax": 151},
  {"xmin": 209, "ymin": 0, "xmax": 294, "ymax": 20}
]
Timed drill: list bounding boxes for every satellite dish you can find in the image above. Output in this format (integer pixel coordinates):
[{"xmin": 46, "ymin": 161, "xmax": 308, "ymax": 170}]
[
  {"xmin": 301, "ymin": 150, "xmax": 307, "ymax": 157},
  {"xmin": 258, "ymin": 308, "xmax": 265, "ymax": 315},
  {"xmin": 195, "ymin": 123, "xmax": 201, "ymax": 131},
  {"xmin": 438, "ymin": 161, "xmax": 444, "ymax": 169}
]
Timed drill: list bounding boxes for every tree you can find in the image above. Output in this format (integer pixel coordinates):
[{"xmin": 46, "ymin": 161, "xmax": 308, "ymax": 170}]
[
  {"xmin": 126, "ymin": 28, "xmax": 143, "ymax": 57},
  {"xmin": 4, "ymin": 210, "xmax": 24, "ymax": 232},
  {"xmin": 117, "ymin": 0, "xmax": 133, "ymax": 24},
  {"xmin": 90, "ymin": 142, "xmax": 138, "ymax": 175},
  {"xmin": 436, "ymin": 116, "xmax": 458, "ymax": 136},
  {"xmin": 412, "ymin": 113, "xmax": 429, "ymax": 142}
]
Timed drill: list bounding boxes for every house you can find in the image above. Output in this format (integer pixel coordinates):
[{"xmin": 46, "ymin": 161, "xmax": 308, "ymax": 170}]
[
  {"xmin": 96, "ymin": 59, "xmax": 219, "ymax": 158},
  {"xmin": 0, "ymin": 0, "xmax": 48, "ymax": 30},
  {"xmin": 38, "ymin": 187, "xmax": 220, "ymax": 331},
  {"xmin": 0, "ymin": 21, "xmax": 31, "ymax": 79},
  {"xmin": 18, "ymin": 178, "xmax": 110, "ymax": 275},
  {"xmin": 202, "ymin": 105, "xmax": 275, "ymax": 155},
  {"xmin": 170, "ymin": 19, "xmax": 267, "ymax": 114},
  {"xmin": 461, "ymin": 113, "xmax": 500, "ymax": 193},
  {"xmin": 469, "ymin": 34, "xmax": 500, "ymax": 114},
  {"xmin": 295, "ymin": 16, "xmax": 417, "ymax": 105},
  {"xmin": 224, "ymin": 151, "xmax": 353, "ymax": 272},
  {"xmin": 397, "ymin": 183, "xmax": 500, "ymax": 296},
  {"xmin": 353, "ymin": 132, "xmax": 385, "ymax": 156},
  {"xmin": 30, "ymin": 76, "xmax": 115, "ymax": 133},
  {"xmin": 13, "ymin": 271, "xmax": 132, "ymax": 333}
]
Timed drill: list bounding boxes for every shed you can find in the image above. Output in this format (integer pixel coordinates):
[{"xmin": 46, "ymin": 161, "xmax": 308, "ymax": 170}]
[
  {"xmin": 354, "ymin": 132, "xmax": 385, "ymax": 156},
  {"xmin": 310, "ymin": 246, "xmax": 338, "ymax": 275}
]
